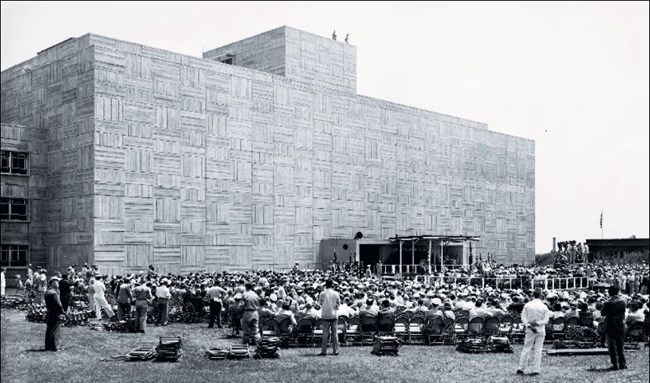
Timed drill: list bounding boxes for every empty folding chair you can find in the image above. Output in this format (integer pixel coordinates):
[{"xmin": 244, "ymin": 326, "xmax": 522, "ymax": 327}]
[
  {"xmin": 295, "ymin": 317, "xmax": 315, "ymax": 347},
  {"xmin": 552, "ymin": 317, "xmax": 566, "ymax": 340},
  {"xmin": 394, "ymin": 314, "xmax": 410, "ymax": 344},
  {"xmin": 454, "ymin": 317, "xmax": 470, "ymax": 343},
  {"xmin": 409, "ymin": 316, "xmax": 425, "ymax": 345},
  {"xmin": 345, "ymin": 317, "xmax": 361, "ymax": 345}
]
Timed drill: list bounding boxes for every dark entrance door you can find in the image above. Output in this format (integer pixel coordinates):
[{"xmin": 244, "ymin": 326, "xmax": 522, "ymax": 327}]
[{"xmin": 359, "ymin": 244, "xmax": 383, "ymax": 269}]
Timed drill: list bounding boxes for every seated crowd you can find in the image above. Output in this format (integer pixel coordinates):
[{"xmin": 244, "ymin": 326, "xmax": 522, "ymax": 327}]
[{"xmin": 8, "ymin": 261, "xmax": 650, "ymax": 338}]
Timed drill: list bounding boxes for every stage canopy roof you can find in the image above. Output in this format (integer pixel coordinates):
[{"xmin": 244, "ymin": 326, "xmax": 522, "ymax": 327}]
[{"xmin": 388, "ymin": 235, "xmax": 480, "ymax": 243}]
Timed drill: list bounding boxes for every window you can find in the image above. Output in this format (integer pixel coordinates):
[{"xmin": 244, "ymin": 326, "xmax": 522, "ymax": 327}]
[
  {"xmin": 0, "ymin": 198, "xmax": 29, "ymax": 221},
  {"xmin": 1, "ymin": 244, "xmax": 29, "ymax": 267},
  {"xmin": 218, "ymin": 54, "xmax": 234, "ymax": 65},
  {"xmin": 1, "ymin": 150, "xmax": 29, "ymax": 174}
]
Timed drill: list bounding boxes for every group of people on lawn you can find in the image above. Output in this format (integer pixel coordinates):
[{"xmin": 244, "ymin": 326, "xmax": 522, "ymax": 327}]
[{"xmin": 3, "ymin": 260, "xmax": 646, "ymax": 373}]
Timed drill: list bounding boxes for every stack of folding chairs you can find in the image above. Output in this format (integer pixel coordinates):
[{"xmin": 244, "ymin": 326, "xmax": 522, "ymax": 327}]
[
  {"xmin": 489, "ymin": 335, "xmax": 513, "ymax": 353},
  {"xmin": 126, "ymin": 347, "xmax": 156, "ymax": 361},
  {"xmin": 456, "ymin": 337, "xmax": 495, "ymax": 353},
  {"xmin": 156, "ymin": 336, "xmax": 183, "ymax": 362},
  {"xmin": 205, "ymin": 348, "xmax": 230, "ymax": 360},
  {"xmin": 371, "ymin": 335, "xmax": 400, "ymax": 356},
  {"xmin": 1, "ymin": 295, "xmax": 29, "ymax": 310},
  {"xmin": 228, "ymin": 344, "xmax": 250, "ymax": 359},
  {"xmin": 255, "ymin": 337, "xmax": 281, "ymax": 359}
]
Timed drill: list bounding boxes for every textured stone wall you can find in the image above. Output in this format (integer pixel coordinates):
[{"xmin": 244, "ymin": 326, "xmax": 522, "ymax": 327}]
[
  {"xmin": 1, "ymin": 38, "xmax": 96, "ymax": 271},
  {"xmin": 1, "ymin": 28, "xmax": 534, "ymax": 274},
  {"xmin": 203, "ymin": 26, "xmax": 286, "ymax": 77},
  {"xmin": 204, "ymin": 27, "xmax": 357, "ymax": 93}
]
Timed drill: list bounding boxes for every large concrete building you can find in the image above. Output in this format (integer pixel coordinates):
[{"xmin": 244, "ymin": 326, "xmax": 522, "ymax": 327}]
[{"xmin": 1, "ymin": 26, "xmax": 535, "ymax": 276}]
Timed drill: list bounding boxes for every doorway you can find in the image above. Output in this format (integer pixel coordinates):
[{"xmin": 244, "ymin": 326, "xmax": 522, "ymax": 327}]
[{"xmin": 359, "ymin": 244, "xmax": 384, "ymax": 268}]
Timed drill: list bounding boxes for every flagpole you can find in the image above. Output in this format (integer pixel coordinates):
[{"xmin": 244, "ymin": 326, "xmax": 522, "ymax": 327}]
[{"xmin": 600, "ymin": 210, "xmax": 603, "ymax": 239}]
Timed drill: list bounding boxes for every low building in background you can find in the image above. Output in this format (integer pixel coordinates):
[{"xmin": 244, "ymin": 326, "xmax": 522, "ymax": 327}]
[{"xmin": 586, "ymin": 238, "xmax": 649, "ymax": 262}]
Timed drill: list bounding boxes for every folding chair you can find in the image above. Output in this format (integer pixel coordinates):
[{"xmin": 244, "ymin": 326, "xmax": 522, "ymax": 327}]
[
  {"xmin": 295, "ymin": 318, "xmax": 315, "ymax": 347},
  {"xmin": 564, "ymin": 316, "xmax": 579, "ymax": 329},
  {"xmin": 313, "ymin": 319, "xmax": 324, "ymax": 347},
  {"xmin": 510, "ymin": 317, "xmax": 525, "ymax": 343},
  {"xmin": 468, "ymin": 317, "xmax": 484, "ymax": 338},
  {"xmin": 345, "ymin": 317, "xmax": 361, "ymax": 345},
  {"xmin": 442, "ymin": 317, "xmax": 456, "ymax": 344},
  {"xmin": 424, "ymin": 315, "xmax": 444, "ymax": 345},
  {"xmin": 409, "ymin": 316, "xmax": 425, "ymax": 345},
  {"xmin": 552, "ymin": 317, "xmax": 566, "ymax": 340},
  {"xmin": 458, "ymin": 310, "xmax": 470, "ymax": 319},
  {"xmin": 261, "ymin": 318, "xmax": 280, "ymax": 338},
  {"xmin": 377, "ymin": 315, "xmax": 395, "ymax": 337},
  {"xmin": 394, "ymin": 314, "xmax": 409, "ymax": 344},
  {"xmin": 499, "ymin": 315, "xmax": 514, "ymax": 337},
  {"xmin": 360, "ymin": 315, "xmax": 378, "ymax": 346},
  {"xmin": 337, "ymin": 316, "xmax": 348, "ymax": 345},
  {"xmin": 483, "ymin": 317, "xmax": 500, "ymax": 337},
  {"xmin": 411, "ymin": 311, "xmax": 426, "ymax": 321},
  {"xmin": 278, "ymin": 317, "xmax": 294, "ymax": 347},
  {"xmin": 625, "ymin": 321, "xmax": 645, "ymax": 349},
  {"xmin": 454, "ymin": 317, "xmax": 470, "ymax": 343}
]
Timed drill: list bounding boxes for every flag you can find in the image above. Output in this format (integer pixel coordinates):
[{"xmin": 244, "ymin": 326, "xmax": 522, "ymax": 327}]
[{"xmin": 599, "ymin": 211, "xmax": 603, "ymax": 229}]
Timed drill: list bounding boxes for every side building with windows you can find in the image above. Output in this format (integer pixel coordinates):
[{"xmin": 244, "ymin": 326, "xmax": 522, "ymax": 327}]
[{"xmin": 1, "ymin": 123, "xmax": 48, "ymax": 281}]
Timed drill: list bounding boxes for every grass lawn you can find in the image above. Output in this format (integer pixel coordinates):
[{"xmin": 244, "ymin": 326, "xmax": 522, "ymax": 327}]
[{"xmin": 2, "ymin": 308, "xmax": 649, "ymax": 383}]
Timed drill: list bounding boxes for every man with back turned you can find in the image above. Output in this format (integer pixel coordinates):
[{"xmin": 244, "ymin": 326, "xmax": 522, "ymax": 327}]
[
  {"xmin": 45, "ymin": 277, "xmax": 67, "ymax": 351},
  {"xmin": 601, "ymin": 285, "xmax": 627, "ymax": 370},
  {"xmin": 516, "ymin": 288, "xmax": 550, "ymax": 376}
]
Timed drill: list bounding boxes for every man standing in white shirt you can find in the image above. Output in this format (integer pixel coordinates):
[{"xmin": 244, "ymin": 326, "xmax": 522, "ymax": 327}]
[
  {"xmin": 1, "ymin": 268, "xmax": 6, "ymax": 298},
  {"xmin": 318, "ymin": 279, "xmax": 340, "ymax": 356},
  {"xmin": 93, "ymin": 275, "xmax": 115, "ymax": 320},
  {"xmin": 155, "ymin": 279, "xmax": 171, "ymax": 326},
  {"xmin": 206, "ymin": 280, "xmax": 227, "ymax": 328},
  {"xmin": 517, "ymin": 289, "xmax": 550, "ymax": 376}
]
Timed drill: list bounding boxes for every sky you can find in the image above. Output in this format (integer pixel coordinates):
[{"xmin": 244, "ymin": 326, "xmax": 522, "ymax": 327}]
[{"xmin": 1, "ymin": 1, "xmax": 648, "ymax": 253}]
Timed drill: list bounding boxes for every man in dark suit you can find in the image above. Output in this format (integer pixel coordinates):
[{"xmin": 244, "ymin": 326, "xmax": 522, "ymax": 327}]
[
  {"xmin": 601, "ymin": 285, "xmax": 627, "ymax": 370},
  {"xmin": 44, "ymin": 277, "xmax": 67, "ymax": 351},
  {"xmin": 59, "ymin": 274, "xmax": 73, "ymax": 313}
]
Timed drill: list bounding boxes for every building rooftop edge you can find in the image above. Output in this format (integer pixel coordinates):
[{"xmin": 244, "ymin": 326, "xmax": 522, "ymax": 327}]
[{"xmin": 3, "ymin": 30, "xmax": 530, "ymax": 142}]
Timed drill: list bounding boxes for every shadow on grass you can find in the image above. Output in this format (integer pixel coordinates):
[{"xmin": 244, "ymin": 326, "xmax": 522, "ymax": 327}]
[
  {"xmin": 586, "ymin": 367, "xmax": 616, "ymax": 372},
  {"xmin": 23, "ymin": 348, "xmax": 47, "ymax": 352}
]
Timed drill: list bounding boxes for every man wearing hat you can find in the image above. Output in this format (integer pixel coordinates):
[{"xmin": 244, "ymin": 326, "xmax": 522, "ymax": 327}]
[
  {"xmin": 517, "ymin": 289, "xmax": 550, "ymax": 376},
  {"xmin": 155, "ymin": 278, "xmax": 171, "ymax": 326},
  {"xmin": 241, "ymin": 282, "xmax": 261, "ymax": 346},
  {"xmin": 44, "ymin": 277, "xmax": 67, "ymax": 351},
  {"xmin": 423, "ymin": 297, "xmax": 443, "ymax": 319}
]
